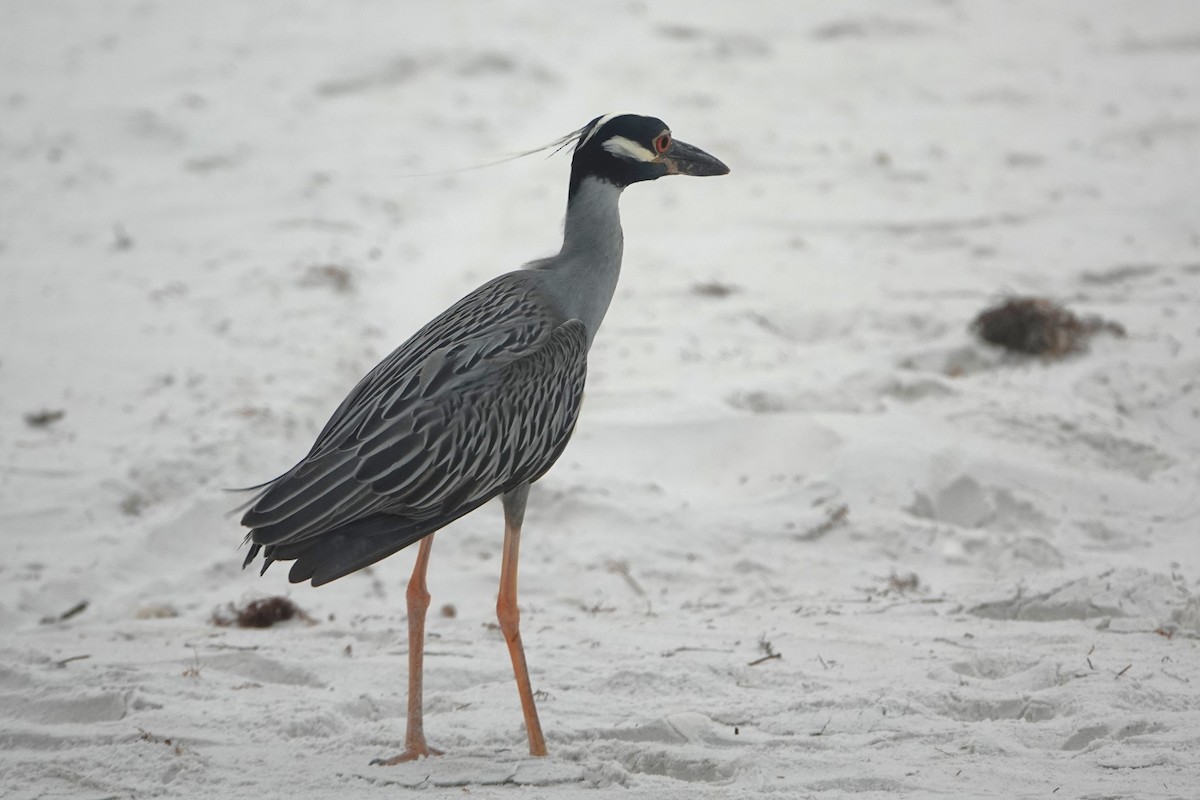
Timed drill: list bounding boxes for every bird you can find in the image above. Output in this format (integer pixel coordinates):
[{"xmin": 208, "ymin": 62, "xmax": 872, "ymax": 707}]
[{"xmin": 237, "ymin": 113, "xmax": 729, "ymax": 763}]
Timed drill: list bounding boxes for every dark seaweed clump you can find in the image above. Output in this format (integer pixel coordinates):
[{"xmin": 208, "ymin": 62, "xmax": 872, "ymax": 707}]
[
  {"xmin": 212, "ymin": 596, "xmax": 312, "ymax": 628},
  {"xmin": 972, "ymin": 297, "xmax": 1124, "ymax": 357}
]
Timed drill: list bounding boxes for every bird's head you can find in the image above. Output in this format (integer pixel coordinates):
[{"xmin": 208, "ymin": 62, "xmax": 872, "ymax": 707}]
[{"xmin": 569, "ymin": 113, "xmax": 729, "ymax": 197}]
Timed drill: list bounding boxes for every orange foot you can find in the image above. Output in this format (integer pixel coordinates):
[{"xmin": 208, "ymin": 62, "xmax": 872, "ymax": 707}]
[{"xmin": 371, "ymin": 745, "xmax": 444, "ymax": 766}]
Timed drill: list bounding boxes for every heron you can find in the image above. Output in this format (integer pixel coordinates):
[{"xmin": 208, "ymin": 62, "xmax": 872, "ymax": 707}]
[{"xmin": 238, "ymin": 113, "xmax": 729, "ymax": 762}]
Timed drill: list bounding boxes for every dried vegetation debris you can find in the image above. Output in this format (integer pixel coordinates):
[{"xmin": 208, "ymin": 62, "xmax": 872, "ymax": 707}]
[
  {"xmin": 212, "ymin": 596, "xmax": 315, "ymax": 628},
  {"xmin": 797, "ymin": 503, "xmax": 849, "ymax": 541},
  {"xmin": 691, "ymin": 280, "xmax": 741, "ymax": 298},
  {"xmin": 971, "ymin": 296, "xmax": 1125, "ymax": 357},
  {"xmin": 23, "ymin": 408, "xmax": 66, "ymax": 428},
  {"xmin": 298, "ymin": 264, "xmax": 355, "ymax": 293}
]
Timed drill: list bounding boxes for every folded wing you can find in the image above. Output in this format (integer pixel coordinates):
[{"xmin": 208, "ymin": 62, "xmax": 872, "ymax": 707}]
[{"xmin": 240, "ymin": 273, "xmax": 588, "ymax": 584}]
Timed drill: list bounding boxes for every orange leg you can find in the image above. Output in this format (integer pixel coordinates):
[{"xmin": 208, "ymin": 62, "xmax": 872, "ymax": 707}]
[
  {"xmin": 498, "ymin": 484, "xmax": 547, "ymax": 756},
  {"xmin": 374, "ymin": 535, "xmax": 443, "ymax": 765}
]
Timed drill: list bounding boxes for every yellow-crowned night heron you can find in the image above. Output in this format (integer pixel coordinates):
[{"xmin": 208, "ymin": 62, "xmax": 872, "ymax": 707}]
[{"xmin": 239, "ymin": 114, "xmax": 728, "ymax": 762}]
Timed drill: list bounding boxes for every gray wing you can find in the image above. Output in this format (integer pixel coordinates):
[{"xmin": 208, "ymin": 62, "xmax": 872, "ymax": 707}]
[
  {"xmin": 304, "ymin": 272, "xmax": 560, "ymax": 460},
  {"xmin": 241, "ymin": 271, "xmax": 587, "ymax": 555}
]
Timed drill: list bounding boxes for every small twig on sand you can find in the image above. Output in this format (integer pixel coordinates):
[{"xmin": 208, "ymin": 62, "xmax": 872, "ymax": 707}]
[
  {"xmin": 40, "ymin": 600, "xmax": 89, "ymax": 625},
  {"xmin": 60, "ymin": 601, "xmax": 89, "ymax": 620},
  {"xmin": 1114, "ymin": 664, "xmax": 1132, "ymax": 679},
  {"xmin": 182, "ymin": 646, "xmax": 202, "ymax": 678},
  {"xmin": 605, "ymin": 559, "xmax": 646, "ymax": 597},
  {"xmin": 661, "ymin": 646, "xmax": 733, "ymax": 658},
  {"xmin": 749, "ymin": 636, "xmax": 782, "ymax": 666},
  {"xmin": 748, "ymin": 652, "xmax": 782, "ymax": 667},
  {"xmin": 55, "ymin": 654, "xmax": 91, "ymax": 668}
]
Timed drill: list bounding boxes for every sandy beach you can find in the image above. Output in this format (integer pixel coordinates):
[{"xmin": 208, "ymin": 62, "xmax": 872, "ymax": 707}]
[{"xmin": 2, "ymin": 1, "xmax": 1199, "ymax": 797}]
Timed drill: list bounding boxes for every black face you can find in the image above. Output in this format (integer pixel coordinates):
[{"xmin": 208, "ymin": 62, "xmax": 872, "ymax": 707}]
[{"xmin": 568, "ymin": 113, "xmax": 729, "ymax": 197}]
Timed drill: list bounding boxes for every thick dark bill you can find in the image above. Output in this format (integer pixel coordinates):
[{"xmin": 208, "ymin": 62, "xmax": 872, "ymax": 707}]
[{"xmin": 663, "ymin": 139, "xmax": 730, "ymax": 176}]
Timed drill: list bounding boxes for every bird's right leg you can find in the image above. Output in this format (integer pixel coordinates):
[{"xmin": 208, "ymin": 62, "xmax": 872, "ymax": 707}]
[
  {"xmin": 374, "ymin": 534, "xmax": 442, "ymax": 765},
  {"xmin": 497, "ymin": 483, "xmax": 548, "ymax": 756}
]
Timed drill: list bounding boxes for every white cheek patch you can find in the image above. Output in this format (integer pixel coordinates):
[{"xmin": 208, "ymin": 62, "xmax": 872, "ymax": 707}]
[{"xmin": 602, "ymin": 135, "xmax": 658, "ymax": 163}]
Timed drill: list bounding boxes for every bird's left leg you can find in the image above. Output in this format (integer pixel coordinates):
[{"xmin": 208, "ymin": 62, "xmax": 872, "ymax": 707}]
[
  {"xmin": 373, "ymin": 534, "xmax": 443, "ymax": 765},
  {"xmin": 497, "ymin": 483, "xmax": 548, "ymax": 756}
]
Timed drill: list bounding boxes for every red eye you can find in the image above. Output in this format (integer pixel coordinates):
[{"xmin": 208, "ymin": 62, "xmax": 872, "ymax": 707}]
[{"xmin": 654, "ymin": 133, "xmax": 672, "ymax": 154}]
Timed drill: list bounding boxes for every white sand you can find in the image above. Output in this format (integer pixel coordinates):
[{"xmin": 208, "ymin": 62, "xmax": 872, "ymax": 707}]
[{"xmin": 2, "ymin": 1, "xmax": 1199, "ymax": 797}]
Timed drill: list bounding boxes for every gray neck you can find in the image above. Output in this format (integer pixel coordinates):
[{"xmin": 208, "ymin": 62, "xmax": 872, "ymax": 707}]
[{"xmin": 534, "ymin": 177, "xmax": 625, "ymax": 348}]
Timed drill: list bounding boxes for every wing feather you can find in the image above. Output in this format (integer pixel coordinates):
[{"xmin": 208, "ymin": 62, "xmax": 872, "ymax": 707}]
[
  {"xmin": 241, "ymin": 271, "xmax": 587, "ymax": 562},
  {"xmin": 303, "ymin": 273, "xmax": 552, "ymax": 461}
]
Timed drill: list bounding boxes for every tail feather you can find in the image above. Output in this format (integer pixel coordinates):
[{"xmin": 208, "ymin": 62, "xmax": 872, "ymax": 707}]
[
  {"xmin": 241, "ymin": 512, "xmax": 439, "ymax": 586},
  {"xmin": 240, "ymin": 494, "xmax": 501, "ymax": 587},
  {"xmin": 288, "ymin": 520, "xmax": 432, "ymax": 586}
]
